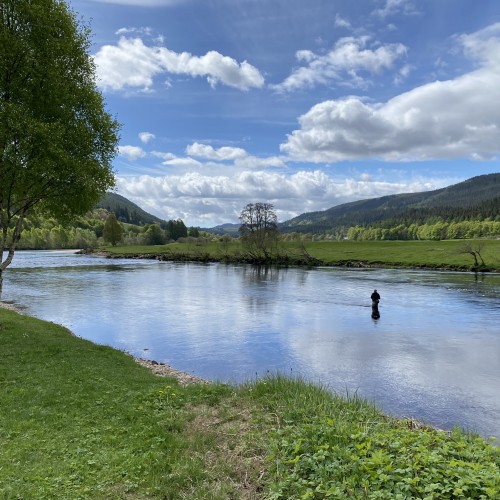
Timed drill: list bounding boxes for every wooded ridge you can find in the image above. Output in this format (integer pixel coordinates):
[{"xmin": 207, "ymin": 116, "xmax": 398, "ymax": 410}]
[{"xmin": 279, "ymin": 173, "xmax": 500, "ymax": 235}]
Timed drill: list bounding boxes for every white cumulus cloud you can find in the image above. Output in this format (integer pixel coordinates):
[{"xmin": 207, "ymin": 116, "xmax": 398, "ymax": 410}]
[
  {"xmin": 334, "ymin": 14, "xmax": 352, "ymax": 30},
  {"xmin": 94, "ymin": 36, "xmax": 265, "ymax": 92},
  {"xmin": 281, "ymin": 23, "xmax": 500, "ymax": 162},
  {"xmin": 139, "ymin": 132, "xmax": 156, "ymax": 144},
  {"xmin": 163, "ymin": 157, "xmax": 204, "ymax": 168},
  {"xmin": 118, "ymin": 145, "xmax": 146, "ymax": 161},
  {"xmin": 273, "ymin": 36, "xmax": 407, "ymax": 92},
  {"xmin": 186, "ymin": 143, "xmax": 248, "ymax": 161},
  {"xmin": 184, "ymin": 142, "xmax": 286, "ymax": 168},
  {"xmin": 116, "ymin": 170, "xmax": 447, "ymax": 227}
]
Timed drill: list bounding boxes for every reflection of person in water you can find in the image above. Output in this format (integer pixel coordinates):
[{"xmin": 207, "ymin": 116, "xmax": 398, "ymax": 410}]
[{"xmin": 371, "ymin": 289, "xmax": 380, "ymax": 319}]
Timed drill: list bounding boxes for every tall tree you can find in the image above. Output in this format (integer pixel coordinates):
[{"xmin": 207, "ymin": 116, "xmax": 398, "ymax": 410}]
[
  {"xmin": 166, "ymin": 219, "xmax": 188, "ymax": 240},
  {"xmin": 144, "ymin": 224, "xmax": 166, "ymax": 245},
  {"xmin": 103, "ymin": 213, "xmax": 123, "ymax": 247},
  {"xmin": 0, "ymin": 0, "xmax": 119, "ymax": 293},
  {"xmin": 239, "ymin": 202, "xmax": 279, "ymax": 258}
]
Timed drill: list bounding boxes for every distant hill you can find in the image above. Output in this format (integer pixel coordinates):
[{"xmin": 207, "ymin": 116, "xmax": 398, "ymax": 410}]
[
  {"xmin": 97, "ymin": 174, "xmax": 500, "ymax": 236},
  {"xmin": 279, "ymin": 173, "xmax": 500, "ymax": 234},
  {"xmin": 204, "ymin": 223, "xmax": 240, "ymax": 235},
  {"xmin": 96, "ymin": 192, "xmax": 167, "ymax": 227}
]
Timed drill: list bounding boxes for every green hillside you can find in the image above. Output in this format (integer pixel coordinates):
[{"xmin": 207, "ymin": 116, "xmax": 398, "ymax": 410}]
[
  {"xmin": 97, "ymin": 192, "xmax": 167, "ymax": 227},
  {"xmin": 280, "ymin": 173, "xmax": 500, "ymax": 234}
]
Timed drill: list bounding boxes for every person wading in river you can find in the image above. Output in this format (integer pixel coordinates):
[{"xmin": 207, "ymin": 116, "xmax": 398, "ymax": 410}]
[{"xmin": 371, "ymin": 289, "xmax": 381, "ymax": 319}]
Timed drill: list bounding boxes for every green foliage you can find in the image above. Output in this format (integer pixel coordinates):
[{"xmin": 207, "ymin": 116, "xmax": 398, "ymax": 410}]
[
  {"xmin": 12, "ymin": 211, "xmax": 194, "ymax": 250},
  {"xmin": 102, "ymin": 213, "xmax": 123, "ymax": 246},
  {"xmin": 97, "ymin": 192, "xmax": 166, "ymax": 226},
  {"xmin": 346, "ymin": 219, "xmax": 500, "ymax": 241},
  {"xmin": 15, "ymin": 212, "xmax": 105, "ymax": 250},
  {"xmin": 244, "ymin": 375, "xmax": 500, "ymax": 499},
  {"xmin": 166, "ymin": 219, "xmax": 188, "ymax": 240},
  {"xmin": 144, "ymin": 223, "xmax": 167, "ymax": 245},
  {"xmin": 0, "ymin": 0, "xmax": 119, "ymax": 276}
]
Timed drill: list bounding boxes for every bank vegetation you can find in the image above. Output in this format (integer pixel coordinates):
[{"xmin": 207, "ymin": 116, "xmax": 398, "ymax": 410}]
[{"xmin": 99, "ymin": 238, "xmax": 500, "ymax": 273}]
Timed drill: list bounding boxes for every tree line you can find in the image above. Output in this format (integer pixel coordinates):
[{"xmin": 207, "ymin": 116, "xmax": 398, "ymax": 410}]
[
  {"xmin": 280, "ymin": 196, "xmax": 500, "ymax": 237},
  {"xmin": 15, "ymin": 206, "xmax": 500, "ymax": 251},
  {"xmin": 345, "ymin": 219, "xmax": 500, "ymax": 241},
  {"xmin": 14, "ymin": 210, "xmax": 196, "ymax": 250}
]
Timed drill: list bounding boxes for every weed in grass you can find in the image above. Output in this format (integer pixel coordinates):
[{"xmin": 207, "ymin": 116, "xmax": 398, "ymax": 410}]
[{"xmin": 240, "ymin": 374, "xmax": 500, "ymax": 499}]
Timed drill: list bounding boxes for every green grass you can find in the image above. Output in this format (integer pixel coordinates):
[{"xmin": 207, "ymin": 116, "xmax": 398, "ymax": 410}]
[
  {"xmin": 0, "ymin": 309, "xmax": 265, "ymax": 498},
  {"xmin": 302, "ymin": 239, "xmax": 500, "ymax": 270},
  {"xmin": 103, "ymin": 239, "xmax": 500, "ymax": 271},
  {"xmin": 245, "ymin": 375, "xmax": 500, "ymax": 499},
  {"xmin": 1, "ymin": 309, "xmax": 499, "ymax": 498}
]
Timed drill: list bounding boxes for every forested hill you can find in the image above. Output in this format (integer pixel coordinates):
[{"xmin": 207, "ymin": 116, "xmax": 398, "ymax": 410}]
[
  {"xmin": 96, "ymin": 192, "xmax": 167, "ymax": 227},
  {"xmin": 280, "ymin": 173, "xmax": 500, "ymax": 234}
]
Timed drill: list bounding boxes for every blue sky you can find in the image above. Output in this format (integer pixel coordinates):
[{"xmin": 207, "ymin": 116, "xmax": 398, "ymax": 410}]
[{"xmin": 72, "ymin": 0, "xmax": 500, "ymax": 227}]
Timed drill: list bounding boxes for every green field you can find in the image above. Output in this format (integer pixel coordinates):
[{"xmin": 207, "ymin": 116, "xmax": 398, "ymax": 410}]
[
  {"xmin": 103, "ymin": 239, "xmax": 500, "ymax": 271},
  {"xmin": 1, "ymin": 308, "xmax": 499, "ymax": 498}
]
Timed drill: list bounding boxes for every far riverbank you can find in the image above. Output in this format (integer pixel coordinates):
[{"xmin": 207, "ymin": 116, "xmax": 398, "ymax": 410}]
[{"xmin": 94, "ymin": 238, "xmax": 500, "ymax": 272}]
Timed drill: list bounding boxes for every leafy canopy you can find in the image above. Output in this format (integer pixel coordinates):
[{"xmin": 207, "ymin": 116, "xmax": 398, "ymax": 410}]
[
  {"xmin": 103, "ymin": 213, "xmax": 123, "ymax": 247},
  {"xmin": 0, "ymin": 0, "xmax": 119, "ymax": 275}
]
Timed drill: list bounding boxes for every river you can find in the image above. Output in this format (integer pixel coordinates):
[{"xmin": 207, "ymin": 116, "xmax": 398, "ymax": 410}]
[{"xmin": 3, "ymin": 250, "xmax": 500, "ymax": 440}]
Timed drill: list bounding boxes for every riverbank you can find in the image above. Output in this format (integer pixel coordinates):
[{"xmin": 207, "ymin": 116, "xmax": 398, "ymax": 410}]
[
  {"xmin": 96, "ymin": 239, "xmax": 500, "ymax": 272},
  {"xmin": 0, "ymin": 301, "xmax": 208, "ymax": 387},
  {"xmin": 1, "ymin": 306, "xmax": 499, "ymax": 498}
]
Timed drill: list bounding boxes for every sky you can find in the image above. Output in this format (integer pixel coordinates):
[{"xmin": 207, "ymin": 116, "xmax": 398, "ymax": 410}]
[{"xmin": 70, "ymin": 0, "xmax": 500, "ymax": 227}]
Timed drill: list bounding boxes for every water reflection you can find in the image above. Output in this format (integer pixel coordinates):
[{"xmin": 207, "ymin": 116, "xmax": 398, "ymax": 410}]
[{"xmin": 3, "ymin": 251, "xmax": 500, "ymax": 439}]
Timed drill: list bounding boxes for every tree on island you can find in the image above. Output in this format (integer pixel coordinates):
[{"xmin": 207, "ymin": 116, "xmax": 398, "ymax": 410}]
[
  {"xmin": 103, "ymin": 213, "xmax": 123, "ymax": 247},
  {"xmin": 0, "ymin": 0, "xmax": 120, "ymax": 294},
  {"xmin": 239, "ymin": 202, "xmax": 279, "ymax": 259}
]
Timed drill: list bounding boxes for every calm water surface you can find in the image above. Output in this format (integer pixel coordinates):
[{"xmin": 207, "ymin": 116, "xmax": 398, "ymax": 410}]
[{"xmin": 3, "ymin": 250, "xmax": 500, "ymax": 439}]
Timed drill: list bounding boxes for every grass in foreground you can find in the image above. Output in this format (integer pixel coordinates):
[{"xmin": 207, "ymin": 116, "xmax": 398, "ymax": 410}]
[{"xmin": 1, "ymin": 309, "xmax": 499, "ymax": 498}]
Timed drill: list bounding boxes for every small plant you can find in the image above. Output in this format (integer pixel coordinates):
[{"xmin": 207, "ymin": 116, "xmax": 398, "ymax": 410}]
[{"xmin": 244, "ymin": 375, "xmax": 500, "ymax": 499}]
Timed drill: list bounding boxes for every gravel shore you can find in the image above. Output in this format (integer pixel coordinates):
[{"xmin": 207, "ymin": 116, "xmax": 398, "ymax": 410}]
[{"xmin": 135, "ymin": 358, "xmax": 210, "ymax": 386}]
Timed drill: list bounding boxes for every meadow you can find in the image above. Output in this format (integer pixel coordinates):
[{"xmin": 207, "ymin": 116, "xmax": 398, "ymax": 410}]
[{"xmin": 103, "ymin": 238, "xmax": 500, "ymax": 271}]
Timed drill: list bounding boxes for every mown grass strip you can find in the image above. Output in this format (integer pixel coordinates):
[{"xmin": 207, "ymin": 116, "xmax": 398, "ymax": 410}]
[{"xmin": 1, "ymin": 308, "xmax": 499, "ymax": 498}]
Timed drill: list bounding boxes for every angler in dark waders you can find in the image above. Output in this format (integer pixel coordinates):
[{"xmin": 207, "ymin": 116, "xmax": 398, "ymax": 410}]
[{"xmin": 371, "ymin": 289, "xmax": 380, "ymax": 319}]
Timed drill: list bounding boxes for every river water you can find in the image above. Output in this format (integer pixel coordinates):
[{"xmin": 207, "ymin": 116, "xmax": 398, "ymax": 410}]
[{"xmin": 3, "ymin": 250, "xmax": 500, "ymax": 440}]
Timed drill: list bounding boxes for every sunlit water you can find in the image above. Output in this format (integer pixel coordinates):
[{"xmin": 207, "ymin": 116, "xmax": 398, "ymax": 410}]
[{"xmin": 3, "ymin": 250, "xmax": 500, "ymax": 439}]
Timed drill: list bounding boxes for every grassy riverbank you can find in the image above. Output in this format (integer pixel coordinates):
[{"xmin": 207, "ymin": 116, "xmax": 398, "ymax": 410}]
[
  {"xmin": 1, "ymin": 308, "xmax": 499, "ymax": 498},
  {"xmin": 101, "ymin": 239, "xmax": 500, "ymax": 271}
]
